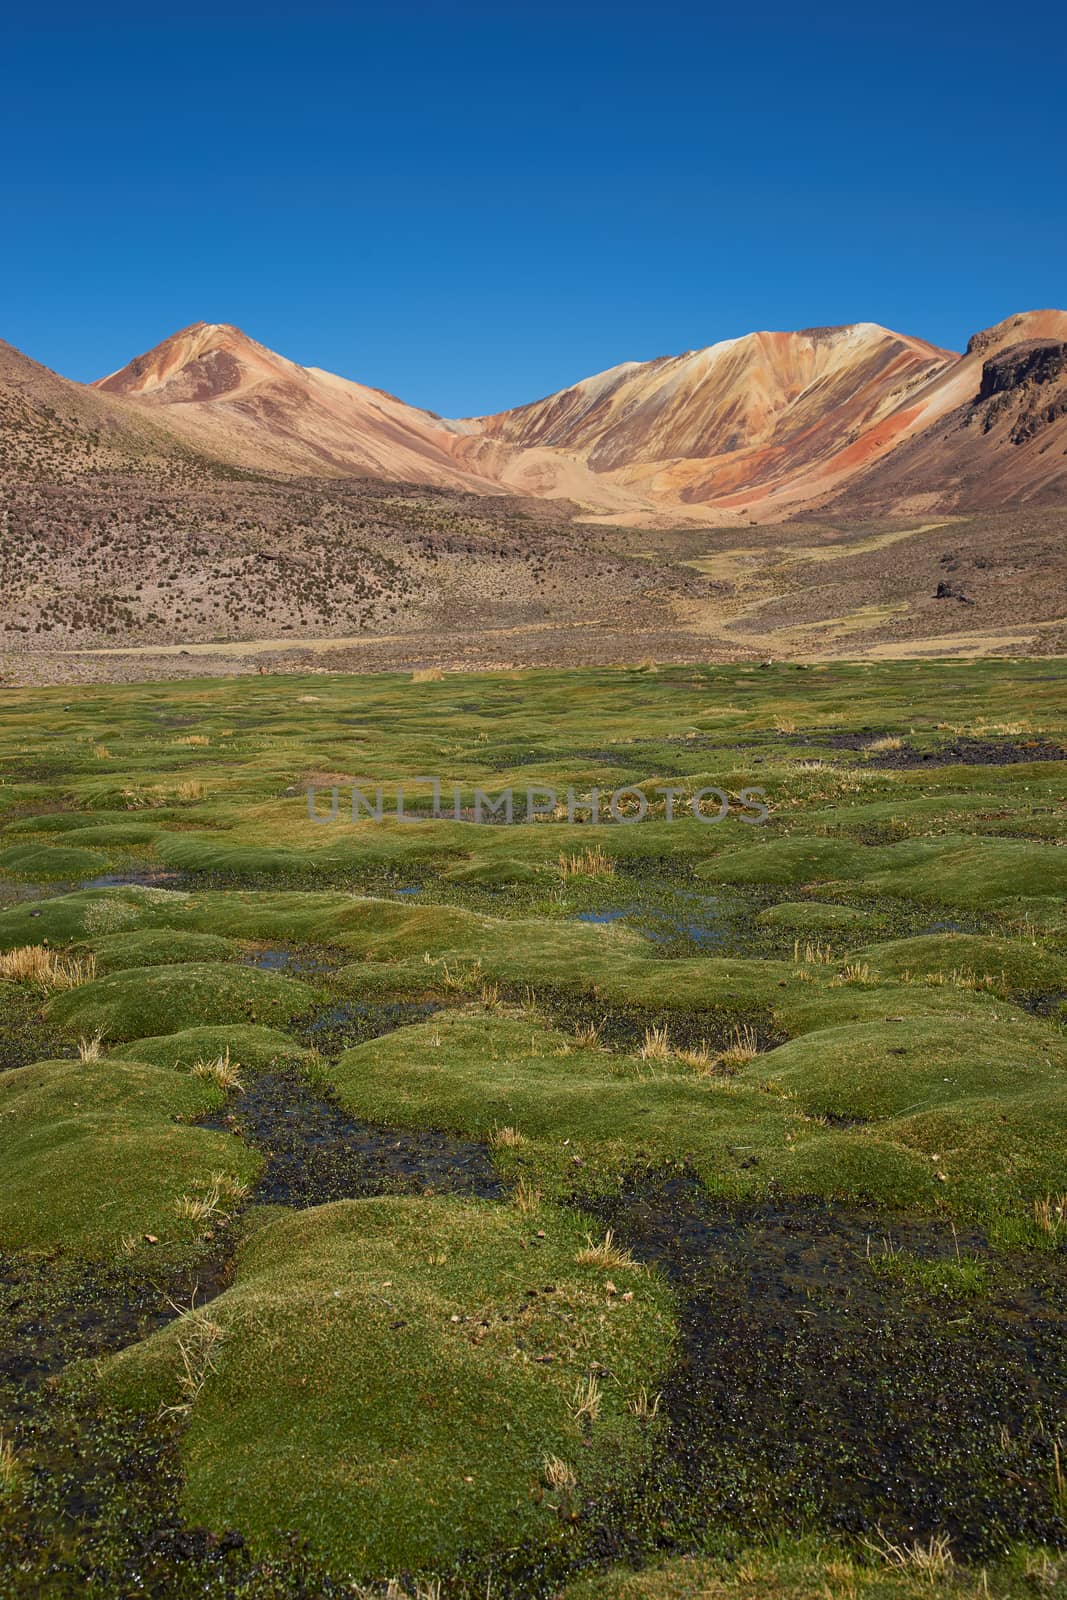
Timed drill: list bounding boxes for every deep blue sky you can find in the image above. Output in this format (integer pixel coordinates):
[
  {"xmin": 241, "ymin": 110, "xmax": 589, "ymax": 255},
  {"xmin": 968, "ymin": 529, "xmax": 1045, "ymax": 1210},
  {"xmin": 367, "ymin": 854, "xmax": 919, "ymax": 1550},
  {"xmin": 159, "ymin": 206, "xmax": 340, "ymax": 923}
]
[{"xmin": 4, "ymin": 1, "xmax": 1065, "ymax": 416}]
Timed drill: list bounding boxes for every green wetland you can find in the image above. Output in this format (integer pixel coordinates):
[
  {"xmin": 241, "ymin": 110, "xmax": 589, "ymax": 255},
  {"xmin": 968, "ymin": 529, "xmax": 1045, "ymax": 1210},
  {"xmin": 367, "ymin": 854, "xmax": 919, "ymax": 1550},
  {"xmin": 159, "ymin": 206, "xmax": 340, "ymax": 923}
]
[{"xmin": 0, "ymin": 659, "xmax": 1065, "ymax": 1598}]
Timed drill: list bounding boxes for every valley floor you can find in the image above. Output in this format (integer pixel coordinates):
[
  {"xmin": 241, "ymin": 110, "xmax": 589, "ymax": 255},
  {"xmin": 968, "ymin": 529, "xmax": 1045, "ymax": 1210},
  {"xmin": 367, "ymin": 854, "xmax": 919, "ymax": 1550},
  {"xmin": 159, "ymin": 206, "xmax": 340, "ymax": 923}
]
[
  {"xmin": 4, "ymin": 504, "xmax": 1066, "ymax": 684},
  {"xmin": 0, "ymin": 661, "xmax": 1065, "ymax": 1596}
]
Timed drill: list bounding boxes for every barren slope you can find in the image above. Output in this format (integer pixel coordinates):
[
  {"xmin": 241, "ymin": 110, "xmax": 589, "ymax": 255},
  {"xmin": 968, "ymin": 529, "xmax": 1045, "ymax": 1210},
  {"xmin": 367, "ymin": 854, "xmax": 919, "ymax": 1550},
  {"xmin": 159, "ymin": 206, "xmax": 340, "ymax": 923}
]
[
  {"xmin": 84, "ymin": 313, "xmax": 1067, "ymax": 522},
  {"xmin": 458, "ymin": 324, "xmax": 957, "ymax": 516},
  {"xmin": 825, "ymin": 311, "xmax": 1067, "ymax": 515},
  {"xmin": 96, "ymin": 323, "xmax": 506, "ymax": 493},
  {"xmin": 0, "ymin": 338, "xmax": 214, "ymax": 482}
]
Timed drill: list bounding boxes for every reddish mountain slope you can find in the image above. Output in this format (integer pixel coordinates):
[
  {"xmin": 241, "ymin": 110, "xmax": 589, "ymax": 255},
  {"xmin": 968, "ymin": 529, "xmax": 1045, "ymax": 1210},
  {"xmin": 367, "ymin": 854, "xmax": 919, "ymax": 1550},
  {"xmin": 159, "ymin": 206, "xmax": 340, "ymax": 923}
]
[
  {"xmin": 457, "ymin": 324, "xmax": 955, "ymax": 515},
  {"xmin": 83, "ymin": 312, "xmax": 1067, "ymax": 521},
  {"xmin": 824, "ymin": 311, "xmax": 1067, "ymax": 514},
  {"xmin": 96, "ymin": 323, "xmax": 504, "ymax": 493}
]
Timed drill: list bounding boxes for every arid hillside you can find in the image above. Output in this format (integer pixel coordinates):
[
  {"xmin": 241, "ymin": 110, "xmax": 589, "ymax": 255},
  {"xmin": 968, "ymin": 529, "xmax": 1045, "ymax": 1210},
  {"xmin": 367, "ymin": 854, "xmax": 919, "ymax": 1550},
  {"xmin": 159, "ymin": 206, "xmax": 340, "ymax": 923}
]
[
  {"xmin": 86, "ymin": 311, "xmax": 1067, "ymax": 521},
  {"xmin": 828, "ymin": 312, "xmax": 1067, "ymax": 515},
  {"xmin": 1, "ymin": 322, "xmax": 1065, "ymax": 684},
  {"xmin": 459, "ymin": 323, "xmax": 956, "ymax": 516},
  {"xmin": 95, "ymin": 323, "xmax": 505, "ymax": 494}
]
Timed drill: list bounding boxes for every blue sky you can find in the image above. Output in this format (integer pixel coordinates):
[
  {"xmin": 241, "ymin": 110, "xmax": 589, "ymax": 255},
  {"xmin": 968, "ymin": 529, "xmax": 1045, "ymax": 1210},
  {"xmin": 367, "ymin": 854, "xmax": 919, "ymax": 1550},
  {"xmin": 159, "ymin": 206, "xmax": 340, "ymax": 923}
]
[{"xmin": 4, "ymin": 1, "xmax": 1065, "ymax": 415}]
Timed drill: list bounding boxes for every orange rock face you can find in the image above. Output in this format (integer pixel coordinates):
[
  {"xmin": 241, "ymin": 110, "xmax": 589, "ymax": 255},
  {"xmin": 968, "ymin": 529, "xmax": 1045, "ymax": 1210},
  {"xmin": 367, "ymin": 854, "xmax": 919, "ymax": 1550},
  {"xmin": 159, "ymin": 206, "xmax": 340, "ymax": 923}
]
[{"xmin": 92, "ymin": 313, "xmax": 1067, "ymax": 521}]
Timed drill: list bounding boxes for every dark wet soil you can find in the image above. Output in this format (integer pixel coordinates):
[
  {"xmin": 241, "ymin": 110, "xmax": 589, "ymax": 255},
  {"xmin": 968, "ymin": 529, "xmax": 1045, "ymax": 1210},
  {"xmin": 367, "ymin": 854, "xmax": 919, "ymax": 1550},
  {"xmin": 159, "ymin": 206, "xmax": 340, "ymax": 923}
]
[
  {"xmin": 0, "ymin": 986, "xmax": 78, "ymax": 1073},
  {"xmin": 849, "ymin": 736, "xmax": 1067, "ymax": 767},
  {"xmin": 534, "ymin": 989, "xmax": 785, "ymax": 1055},
  {"xmin": 579, "ymin": 1173, "xmax": 1067, "ymax": 1563},
  {"xmin": 206, "ymin": 1070, "xmax": 505, "ymax": 1206},
  {"xmin": 297, "ymin": 996, "xmax": 441, "ymax": 1054},
  {"xmin": 0, "ymin": 1246, "xmax": 235, "ymax": 1400}
]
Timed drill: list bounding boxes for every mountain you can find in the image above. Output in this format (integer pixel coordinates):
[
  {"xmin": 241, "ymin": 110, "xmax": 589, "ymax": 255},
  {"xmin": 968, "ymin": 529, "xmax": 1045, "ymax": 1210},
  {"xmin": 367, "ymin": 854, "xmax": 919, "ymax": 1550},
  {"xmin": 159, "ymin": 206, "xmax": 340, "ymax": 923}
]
[
  {"xmin": 0, "ymin": 336, "xmax": 210, "ymax": 482},
  {"xmin": 4, "ymin": 318, "xmax": 1065, "ymax": 674},
  {"xmin": 455, "ymin": 323, "xmax": 957, "ymax": 517},
  {"xmin": 90, "ymin": 313, "xmax": 1067, "ymax": 522},
  {"xmin": 1, "ymin": 336, "xmax": 685, "ymax": 662},
  {"xmin": 824, "ymin": 310, "xmax": 1067, "ymax": 514},
  {"xmin": 95, "ymin": 322, "xmax": 503, "ymax": 494}
]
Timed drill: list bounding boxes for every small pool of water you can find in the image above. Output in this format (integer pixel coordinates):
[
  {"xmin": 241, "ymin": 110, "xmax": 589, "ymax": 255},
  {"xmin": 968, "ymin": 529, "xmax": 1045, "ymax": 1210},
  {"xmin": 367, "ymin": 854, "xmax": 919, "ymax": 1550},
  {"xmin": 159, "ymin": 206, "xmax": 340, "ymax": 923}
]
[
  {"xmin": 242, "ymin": 946, "xmax": 334, "ymax": 975},
  {"xmin": 573, "ymin": 891, "xmax": 750, "ymax": 953}
]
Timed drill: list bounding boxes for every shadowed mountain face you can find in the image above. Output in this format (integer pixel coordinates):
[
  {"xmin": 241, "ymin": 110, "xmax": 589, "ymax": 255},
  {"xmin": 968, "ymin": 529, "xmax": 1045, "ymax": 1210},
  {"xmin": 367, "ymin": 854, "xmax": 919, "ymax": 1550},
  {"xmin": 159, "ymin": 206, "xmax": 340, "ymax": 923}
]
[
  {"xmin": 828, "ymin": 312, "xmax": 1067, "ymax": 515},
  {"xmin": 89, "ymin": 312, "xmax": 1067, "ymax": 521}
]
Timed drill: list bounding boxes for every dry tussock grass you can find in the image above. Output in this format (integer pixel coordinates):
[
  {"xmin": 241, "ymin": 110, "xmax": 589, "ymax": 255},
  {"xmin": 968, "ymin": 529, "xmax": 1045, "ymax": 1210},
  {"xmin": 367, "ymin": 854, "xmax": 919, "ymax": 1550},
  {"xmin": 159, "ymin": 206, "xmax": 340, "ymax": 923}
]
[
  {"xmin": 639, "ymin": 1023, "xmax": 671, "ymax": 1061},
  {"xmin": 558, "ymin": 845, "xmax": 615, "ymax": 880},
  {"xmin": 865, "ymin": 735, "xmax": 903, "ymax": 752},
  {"xmin": 575, "ymin": 1229, "xmax": 636, "ymax": 1270},
  {"xmin": 191, "ymin": 1049, "xmax": 243, "ymax": 1092},
  {"xmin": 513, "ymin": 1176, "xmax": 542, "ymax": 1216},
  {"xmin": 1034, "ymin": 1194, "xmax": 1067, "ymax": 1240},
  {"xmin": 488, "ymin": 1123, "xmax": 526, "ymax": 1149},
  {"xmin": 542, "ymin": 1454, "xmax": 577, "ymax": 1492},
  {"xmin": 174, "ymin": 1172, "xmax": 249, "ymax": 1229},
  {"xmin": 863, "ymin": 1529, "xmax": 953, "ymax": 1578},
  {"xmin": 715, "ymin": 1023, "xmax": 760, "ymax": 1072},
  {"xmin": 0, "ymin": 945, "xmax": 96, "ymax": 991}
]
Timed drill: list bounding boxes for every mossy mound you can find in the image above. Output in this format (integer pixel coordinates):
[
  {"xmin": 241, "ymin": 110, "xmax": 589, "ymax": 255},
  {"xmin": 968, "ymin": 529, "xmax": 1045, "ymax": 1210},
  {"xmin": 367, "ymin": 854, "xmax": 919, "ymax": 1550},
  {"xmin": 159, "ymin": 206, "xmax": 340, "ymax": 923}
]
[
  {"xmin": 110, "ymin": 1023, "xmax": 314, "ymax": 1073},
  {"xmin": 54, "ymin": 822, "xmax": 163, "ymax": 847},
  {"xmin": 0, "ymin": 1058, "xmax": 260, "ymax": 1257},
  {"xmin": 698, "ymin": 838, "xmax": 898, "ymax": 887},
  {"xmin": 851, "ymin": 933, "xmax": 1067, "ymax": 994},
  {"xmin": 0, "ymin": 843, "xmax": 109, "ymax": 881},
  {"xmin": 442, "ymin": 857, "xmax": 545, "ymax": 885},
  {"xmin": 156, "ymin": 834, "xmax": 308, "ymax": 877},
  {"xmin": 702, "ymin": 835, "xmax": 1067, "ymax": 913},
  {"xmin": 861, "ymin": 837, "xmax": 1067, "ymax": 909},
  {"xmin": 4, "ymin": 812, "xmax": 107, "ymax": 835},
  {"xmin": 329, "ymin": 1013, "xmax": 935, "ymax": 1209},
  {"xmin": 96, "ymin": 1196, "xmax": 673, "ymax": 1573},
  {"xmin": 88, "ymin": 928, "xmax": 240, "ymax": 973},
  {"xmin": 756, "ymin": 1016, "xmax": 1061, "ymax": 1121},
  {"xmin": 0, "ymin": 886, "xmax": 191, "ymax": 951},
  {"xmin": 890, "ymin": 1081, "xmax": 1067, "ymax": 1229},
  {"xmin": 47, "ymin": 962, "xmax": 322, "ymax": 1043}
]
